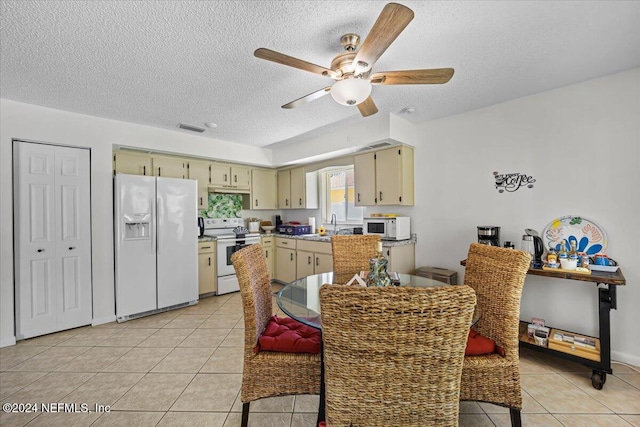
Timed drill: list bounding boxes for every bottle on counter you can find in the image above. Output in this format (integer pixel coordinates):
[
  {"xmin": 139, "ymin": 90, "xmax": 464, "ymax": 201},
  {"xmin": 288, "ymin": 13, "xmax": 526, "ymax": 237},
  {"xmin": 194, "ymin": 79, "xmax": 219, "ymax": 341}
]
[
  {"xmin": 569, "ymin": 240, "xmax": 579, "ymax": 264},
  {"xmin": 366, "ymin": 242, "xmax": 391, "ymax": 287},
  {"xmin": 557, "ymin": 239, "xmax": 569, "ymax": 260}
]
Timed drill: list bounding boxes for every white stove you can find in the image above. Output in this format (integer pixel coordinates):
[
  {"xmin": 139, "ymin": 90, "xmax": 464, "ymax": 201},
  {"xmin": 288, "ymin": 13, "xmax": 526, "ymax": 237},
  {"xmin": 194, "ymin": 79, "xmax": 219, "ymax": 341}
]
[{"xmin": 203, "ymin": 218, "xmax": 260, "ymax": 294}]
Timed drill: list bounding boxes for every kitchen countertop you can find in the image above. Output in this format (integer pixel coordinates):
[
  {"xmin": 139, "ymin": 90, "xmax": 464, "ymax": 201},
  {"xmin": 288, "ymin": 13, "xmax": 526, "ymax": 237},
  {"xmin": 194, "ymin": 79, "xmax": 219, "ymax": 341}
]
[
  {"xmin": 262, "ymin": 233, "xmax": 417, "ymax": 247},
  {"xmin": 198, "ymin": 236, "xmax": 217, "ymax": 243}
]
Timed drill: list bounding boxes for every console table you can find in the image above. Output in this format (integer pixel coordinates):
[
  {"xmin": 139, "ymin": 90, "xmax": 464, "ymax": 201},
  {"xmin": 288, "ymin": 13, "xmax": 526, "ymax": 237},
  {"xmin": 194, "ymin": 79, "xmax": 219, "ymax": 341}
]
[{"xmin": 461, "ymin": 260, "xmax": 625, "ymax": 389}]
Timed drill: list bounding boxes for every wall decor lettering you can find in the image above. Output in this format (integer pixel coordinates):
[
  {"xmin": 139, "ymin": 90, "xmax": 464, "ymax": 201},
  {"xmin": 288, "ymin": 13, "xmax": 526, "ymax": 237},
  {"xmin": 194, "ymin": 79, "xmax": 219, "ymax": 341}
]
[{"xmin": 493, "ymin": 171, "xmax": 536, "ymax": 193}]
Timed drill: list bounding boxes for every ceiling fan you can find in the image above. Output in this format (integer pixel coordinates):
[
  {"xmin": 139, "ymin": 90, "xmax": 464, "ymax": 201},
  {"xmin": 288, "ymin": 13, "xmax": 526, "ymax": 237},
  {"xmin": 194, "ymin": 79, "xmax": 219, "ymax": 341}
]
[{"xmin": 254, "ymin": 2, "xmax": 454, "ymax": 117}]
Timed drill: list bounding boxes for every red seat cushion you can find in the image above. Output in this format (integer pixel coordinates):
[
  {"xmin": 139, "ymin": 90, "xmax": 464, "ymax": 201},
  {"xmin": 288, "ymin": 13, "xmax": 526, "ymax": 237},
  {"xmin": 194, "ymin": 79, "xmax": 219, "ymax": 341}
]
[
  {"xmin": 465, "ymin": 329, "xmax": 505, "ymax": 356},
  {"xmin": 257, "ymin": 316, "xmax": 322, "ymax": 354}
]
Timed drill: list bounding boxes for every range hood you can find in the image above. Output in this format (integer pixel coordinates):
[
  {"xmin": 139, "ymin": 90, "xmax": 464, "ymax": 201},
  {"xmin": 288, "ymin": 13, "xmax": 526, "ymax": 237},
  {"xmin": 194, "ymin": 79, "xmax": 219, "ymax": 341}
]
[{"xmin": 207, "ymin": 185, "xmax": 250, "ymax": 195}]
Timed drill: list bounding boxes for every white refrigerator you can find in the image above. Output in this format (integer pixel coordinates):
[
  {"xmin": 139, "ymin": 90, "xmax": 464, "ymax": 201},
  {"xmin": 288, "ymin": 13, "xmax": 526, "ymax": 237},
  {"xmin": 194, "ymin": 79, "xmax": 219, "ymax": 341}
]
[{"xmin": 114, "ymin": 174, "xmax": 198, "ymax": 321}]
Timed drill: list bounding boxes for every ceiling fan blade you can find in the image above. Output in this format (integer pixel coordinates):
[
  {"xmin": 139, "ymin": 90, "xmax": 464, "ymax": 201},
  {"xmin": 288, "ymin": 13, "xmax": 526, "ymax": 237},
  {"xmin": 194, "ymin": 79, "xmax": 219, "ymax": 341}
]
[
  {"xmin": 357, "ymin": 96, "xmax": 378, "ymax": 117},
  {"xmin": 282, "ymin": 87, "xmax": 332, "ymax": 109},
  {"xmin": 255, "ymin": 48, "xmax": 336, "ymax": 78},
  {"xmin": 370, "ymin": 68, "xmax": 455, "ymax": 85},
  {"xmin": 353, "ymin": 3, "xmax": 414, "ymax": 74}
]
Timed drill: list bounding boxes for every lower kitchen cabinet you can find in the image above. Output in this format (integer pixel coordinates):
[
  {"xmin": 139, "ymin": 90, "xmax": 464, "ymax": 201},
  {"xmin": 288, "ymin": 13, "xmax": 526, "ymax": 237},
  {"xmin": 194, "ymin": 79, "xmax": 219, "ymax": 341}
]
[
  {"xmin": 384, "ymin": 244, "xmax": 415, "ymax": 274},
  {"xmin": 198, "ymin": 241, "xmax": 217, "ymax": 295},
  {"xmin": 296, "ymin": 240, "xmax": 332, "ymax": 279},
  {"xmin": 274, "ymin": 237, "xmax": 297, "ymax": 283},
  {"xmin": 261, "ymin": 235, "xmax": 275, "ymax": 279}
]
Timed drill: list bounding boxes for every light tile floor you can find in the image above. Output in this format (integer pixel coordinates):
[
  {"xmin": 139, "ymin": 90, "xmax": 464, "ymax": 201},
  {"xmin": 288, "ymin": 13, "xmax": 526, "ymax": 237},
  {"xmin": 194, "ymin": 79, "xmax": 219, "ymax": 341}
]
[{"xmin": 1, "ymin": 287, "xmax": 639, "ymax": 427}]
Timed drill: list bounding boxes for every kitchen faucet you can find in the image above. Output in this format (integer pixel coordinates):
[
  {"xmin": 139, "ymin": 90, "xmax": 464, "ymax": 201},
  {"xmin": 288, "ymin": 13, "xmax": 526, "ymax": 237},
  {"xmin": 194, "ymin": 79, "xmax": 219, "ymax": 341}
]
[{"xmin": 330, "ymin": 213, "xmax": 337, "ymax": 234}]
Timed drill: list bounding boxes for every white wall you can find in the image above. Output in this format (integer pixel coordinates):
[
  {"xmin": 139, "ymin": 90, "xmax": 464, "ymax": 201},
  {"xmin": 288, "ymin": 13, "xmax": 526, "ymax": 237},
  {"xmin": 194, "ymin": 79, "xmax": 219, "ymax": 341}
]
[
  {"xmin": 413, "ymin": 68, "xmax": 640, "ymax": 365},
  {"xmin": 0, "ymin": 99, "xmax": 272, "ymax": 347}
]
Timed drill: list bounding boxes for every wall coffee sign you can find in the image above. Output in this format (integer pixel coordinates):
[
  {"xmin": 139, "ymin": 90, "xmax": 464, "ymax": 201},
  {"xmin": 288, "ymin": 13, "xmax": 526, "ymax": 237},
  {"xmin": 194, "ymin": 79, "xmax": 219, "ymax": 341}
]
[{"xmin": 493, "ymin": 171, "xmax": 536, "ymax": 193}]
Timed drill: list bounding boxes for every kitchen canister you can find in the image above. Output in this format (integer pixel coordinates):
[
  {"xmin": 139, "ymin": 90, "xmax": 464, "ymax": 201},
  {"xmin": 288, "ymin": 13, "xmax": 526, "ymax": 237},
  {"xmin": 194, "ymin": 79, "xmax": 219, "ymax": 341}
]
[{"xmin": 308, "ymin": 217, "xmax": 316, "ymax": 233}]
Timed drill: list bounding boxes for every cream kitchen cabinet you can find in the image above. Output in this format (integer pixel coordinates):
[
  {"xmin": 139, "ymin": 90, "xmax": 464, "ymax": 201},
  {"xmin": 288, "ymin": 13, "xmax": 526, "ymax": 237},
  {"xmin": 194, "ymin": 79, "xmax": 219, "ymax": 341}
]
[
  {"xmin": 188, "ymin": 160, "xmax": 211, "ymax": 210},
  {"xmin": 354, "ymin": 151, "xmax": 376, "ymax": 205},
  {"xmin": 277, "ymin": 167, "xmax": 318, "ymax": 209},
  {"xmin": 152, "ymin": 155, "xmax": 186, "ymax": 179},
  {"xmin": 113, "ymin": 150, "xmax": 152, "ymax": 176},
  {"xmin": 211, "ymin": 164, "xmax": 251, "ymax": 189},
  {"xmin": 251, "ymin": 169, "xmax": 277, "ymax": 210},
  {"xmin": 198, "ymin": 241, "xmax": 217, "ymax": 295},
  {"xmin": 274, "ymin": 238, "xmax": 297, "ymax": 283},
  {"xmin": 383, "ymin": 243, "xmax": 415, "ymax": 274},
  {"xmin": 261, "ymin": 235, "xmax": 275, "ymax": 279},
  {"xmin": 296, "ymin": 240, "xmax": 332, "ymax": 280},
  {"xmin": 354, "ymin": 145, "xmax": 414, "ymax": 206}
]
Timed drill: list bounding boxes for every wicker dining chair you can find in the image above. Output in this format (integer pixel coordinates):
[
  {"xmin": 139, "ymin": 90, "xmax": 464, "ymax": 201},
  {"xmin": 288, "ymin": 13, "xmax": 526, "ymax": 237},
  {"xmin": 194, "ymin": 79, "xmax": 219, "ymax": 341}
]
[
  {"xmin": 330, "ymin": 235, "xmax": 381, "ymax": 284},
  {"xmin": 460, "ymin": 243, "xmax": 532, "ymax": 427},
  {"xmin": 319, "ymin": 284, "xmax": 477, "ymax": 427},
  {"xmin": 231, "ymin": 244, "xmax": 321, "ymax": 427}
]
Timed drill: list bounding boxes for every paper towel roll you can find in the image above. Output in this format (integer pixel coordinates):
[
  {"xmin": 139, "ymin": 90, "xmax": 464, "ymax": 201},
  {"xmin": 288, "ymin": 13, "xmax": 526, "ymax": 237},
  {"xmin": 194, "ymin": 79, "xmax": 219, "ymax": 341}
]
[{"xmin": 308, "ymin": 217, "xmax": 316, "ymax": 233}]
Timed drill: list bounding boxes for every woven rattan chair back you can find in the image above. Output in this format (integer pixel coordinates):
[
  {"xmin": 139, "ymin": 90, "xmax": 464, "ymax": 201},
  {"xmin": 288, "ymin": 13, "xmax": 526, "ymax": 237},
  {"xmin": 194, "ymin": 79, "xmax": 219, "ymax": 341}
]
[
  {"xmin": 330, "ymin": 235, "xmax": 381, "ymax": 284},
  {"xmin": 231, "ymin": 243, "xmax": 273, "ymax": 357},
  {"xmin": 231, "ymin": 244, "xmax": 321, "ymax": 427},
  {"xmin": 460, "ymin": 243, "xmax": 531, "ymax": 427},
  {"xmin": 320, "ymin": 284, "xmax": 477, "ymax": 427}
]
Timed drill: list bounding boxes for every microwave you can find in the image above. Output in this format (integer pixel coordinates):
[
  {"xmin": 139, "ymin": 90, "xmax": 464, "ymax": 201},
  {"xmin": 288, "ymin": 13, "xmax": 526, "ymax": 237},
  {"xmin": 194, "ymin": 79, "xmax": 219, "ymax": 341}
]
[{"xmin": 363, "ymin": 217, "xmax": 410, "ymax": 241}]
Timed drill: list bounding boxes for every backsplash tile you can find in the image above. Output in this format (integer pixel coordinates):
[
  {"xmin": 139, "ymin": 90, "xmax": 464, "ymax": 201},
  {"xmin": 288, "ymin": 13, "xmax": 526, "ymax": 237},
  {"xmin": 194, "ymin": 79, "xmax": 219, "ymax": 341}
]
[{"xmin": 200, "ymin": 194, "xmax": 242, "ymax": 218}]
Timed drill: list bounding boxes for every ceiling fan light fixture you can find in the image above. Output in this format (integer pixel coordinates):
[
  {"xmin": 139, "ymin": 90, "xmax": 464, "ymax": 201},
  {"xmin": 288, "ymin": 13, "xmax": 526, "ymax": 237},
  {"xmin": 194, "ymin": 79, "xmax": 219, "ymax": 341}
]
[{"xmin": 330, "ymin": 78, "xmax": 372, "ymax": 106}]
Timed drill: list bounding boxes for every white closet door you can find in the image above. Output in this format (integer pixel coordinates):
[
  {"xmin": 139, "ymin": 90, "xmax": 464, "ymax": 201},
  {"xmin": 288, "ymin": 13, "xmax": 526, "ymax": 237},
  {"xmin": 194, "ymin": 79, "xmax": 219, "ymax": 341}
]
[
  {"xmin": 54, "ymin": 146, "xmax": 92, "ymax": 330},
  {"xmin": 14, "ymin": 141, "xmax": 92, "ymax": 339},
  {"xmin": 14, "ymin": 143, "xmax": 57, "ymax": 339}
]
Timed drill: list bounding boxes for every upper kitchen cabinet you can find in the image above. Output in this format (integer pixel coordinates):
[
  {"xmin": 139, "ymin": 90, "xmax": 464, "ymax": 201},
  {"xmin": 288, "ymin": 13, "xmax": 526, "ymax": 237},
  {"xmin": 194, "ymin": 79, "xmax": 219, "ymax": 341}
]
[
  {"xmin": 251, "ymin": 168, "xmax": 277, "ymax": 210},
  {"xmin": 188, "ymin": 160, "xmax": 211, "ymax": 210},
  {"xmin": 354, "ymin": 151, "xmax": 376, "ymax": 205},
  {"xmin": 113, "ymin": 150, "xmax": 152, "ymax": 176},
  {"xmin": 354, "ymin": 145, "xmax": 414, "ymax": 206},
  {"xmin": 152, "ymin": 154, "xmax": 186, "ymax": 179},
  {"xmin": 210, "ymin": 164, "xmax": 251, "ymax": 190},
  {"xmin": 277, "ymin": 167, "xmax": 318, "ymax": 209}
]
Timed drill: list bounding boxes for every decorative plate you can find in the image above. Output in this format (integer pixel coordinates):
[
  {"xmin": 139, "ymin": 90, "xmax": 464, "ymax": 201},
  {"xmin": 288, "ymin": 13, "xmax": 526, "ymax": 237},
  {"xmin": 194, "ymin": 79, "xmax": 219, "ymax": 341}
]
[{"xmin": 542, "ymin": 215, "xmax": 607, "ymax": 255}]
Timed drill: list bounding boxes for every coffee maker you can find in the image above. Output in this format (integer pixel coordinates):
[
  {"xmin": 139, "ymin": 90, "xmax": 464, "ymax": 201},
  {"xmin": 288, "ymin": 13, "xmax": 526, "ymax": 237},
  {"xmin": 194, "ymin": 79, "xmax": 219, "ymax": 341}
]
[{"xmin": 477, "ymin": 226, "xmax": 500, "ymax": 246}]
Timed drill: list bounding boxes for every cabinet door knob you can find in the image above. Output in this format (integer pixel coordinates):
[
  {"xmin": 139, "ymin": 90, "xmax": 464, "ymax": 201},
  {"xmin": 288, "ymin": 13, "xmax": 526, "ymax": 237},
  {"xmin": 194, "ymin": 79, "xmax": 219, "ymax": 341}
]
[
  {"xmin": 290, "ymin": 253, "xmax": 294, "ymax": 261},
  {"xmin": 308, "ymin": 255, "xmax": 312, "ymax": 265},
  {"xmin": 255, "ymin": 199, "xmax": 258, "ymax": 206},
  {"xmin": 224, "ymin": 173, "xmax": 228, "ymax": 182},
  {"xmin": 234, "ymin": 174, "xmax": 237, "ymax": 183},
  {"xmin": 143, "ymin": 165, "xmax": 146, "ymax": 175},
  {"xmin": 357, "ymin": 193, "xmax": 360, "ymax": 202},
  {"xmin": 316, "ymin": 257, "xmax": 319, "ymax": 266},
  {"xmin": 208, "ymin": 257, "xmax": 211, "ymax": 266},
  {"xmin": 68, "ymin": 246, "xmax": 76, "ymax": 250},
  {"xmin": 379, "ymin": 191, "xmax": 383, "ymax": 201},
  {"xmin": 200, "ymin": 197, "xmax": 203, "ymax": 206},
  {"xmin": 299, "ymin": 198, "xmax": 302, "ymax": 206},
  {"xmin": 286, "ymin": 199, "xmax": 289, "ymax": 206},
  {"xmin": 37, "ymin": 248, "xmax": 45, "ymax": 253}
]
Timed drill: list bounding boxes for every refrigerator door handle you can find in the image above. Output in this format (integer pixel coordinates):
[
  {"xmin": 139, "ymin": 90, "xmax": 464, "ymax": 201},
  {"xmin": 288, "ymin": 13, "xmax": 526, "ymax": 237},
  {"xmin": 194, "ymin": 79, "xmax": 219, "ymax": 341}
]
[
  {"xmin": 156, "ymin": 196, "xmax": 162, "ymax": 254},
  {"xmin": 151, "ymin": 195, "xmax": 156, "ymax": 253}
]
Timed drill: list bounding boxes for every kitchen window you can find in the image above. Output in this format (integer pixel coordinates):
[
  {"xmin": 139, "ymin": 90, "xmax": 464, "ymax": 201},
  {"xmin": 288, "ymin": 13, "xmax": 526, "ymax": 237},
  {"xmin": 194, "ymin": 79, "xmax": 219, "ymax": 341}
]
[{"xmin": 322, "ymin": 166, "xmax": 364, "ymax": 224}]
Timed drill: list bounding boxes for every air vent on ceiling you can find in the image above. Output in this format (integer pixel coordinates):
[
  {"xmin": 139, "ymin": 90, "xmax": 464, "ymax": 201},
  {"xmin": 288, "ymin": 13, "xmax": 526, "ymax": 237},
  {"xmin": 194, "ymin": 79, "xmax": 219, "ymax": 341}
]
[
  {"xmin": 178, "ymin": 123, "xmax": 206, "ymax": 133},
  {"xmin": 356, "ymin": 141, "xmax": 393, "ymax": 152}
]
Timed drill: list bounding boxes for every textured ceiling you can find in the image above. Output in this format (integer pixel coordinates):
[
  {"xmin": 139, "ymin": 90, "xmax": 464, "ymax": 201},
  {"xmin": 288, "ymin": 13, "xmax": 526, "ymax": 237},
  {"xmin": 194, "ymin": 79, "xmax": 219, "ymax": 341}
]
[{"xmin": 2, "ymin": 1, "xmax": 640, "ymax": 148}]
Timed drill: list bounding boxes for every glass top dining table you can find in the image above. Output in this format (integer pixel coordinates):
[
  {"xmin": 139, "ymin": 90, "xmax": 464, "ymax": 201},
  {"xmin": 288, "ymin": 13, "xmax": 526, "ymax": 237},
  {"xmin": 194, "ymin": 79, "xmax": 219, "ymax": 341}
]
[{"xmin": 276, "ymin": 272, "xmax": 453, "ymax": 329}]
